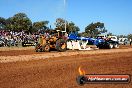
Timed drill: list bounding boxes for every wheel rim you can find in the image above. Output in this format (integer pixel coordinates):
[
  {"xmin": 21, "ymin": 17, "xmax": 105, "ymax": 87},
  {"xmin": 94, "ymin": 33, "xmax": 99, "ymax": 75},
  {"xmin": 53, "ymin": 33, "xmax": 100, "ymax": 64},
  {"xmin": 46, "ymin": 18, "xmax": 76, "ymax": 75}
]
[
  {"xmin": 61, "ymin": 43, "xmax": 66, "ymax": 49},
  {"xmin": 45, "ymin": 45, "xmax": 49, "ymax": 50}
]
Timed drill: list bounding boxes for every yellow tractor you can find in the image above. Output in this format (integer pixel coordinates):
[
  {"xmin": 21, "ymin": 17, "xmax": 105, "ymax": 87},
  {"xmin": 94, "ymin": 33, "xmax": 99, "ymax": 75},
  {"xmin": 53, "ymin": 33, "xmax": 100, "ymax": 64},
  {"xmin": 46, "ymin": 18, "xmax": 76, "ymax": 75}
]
[{"xmin": 35, "ymin": 30, "xmax": 67, "ymax": 52}]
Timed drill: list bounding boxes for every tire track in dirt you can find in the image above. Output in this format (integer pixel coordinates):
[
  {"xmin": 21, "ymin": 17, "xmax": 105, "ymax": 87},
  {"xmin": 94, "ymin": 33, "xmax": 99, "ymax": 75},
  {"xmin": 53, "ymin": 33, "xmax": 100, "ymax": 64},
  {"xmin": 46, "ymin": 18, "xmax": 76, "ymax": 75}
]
[
  {"xmin": 0, "ymin": 48, "xmax": 132, "ymax": 63},
  {"xmin": 0, "ymin": 51, "xmax": 132, "ymax": 88}
]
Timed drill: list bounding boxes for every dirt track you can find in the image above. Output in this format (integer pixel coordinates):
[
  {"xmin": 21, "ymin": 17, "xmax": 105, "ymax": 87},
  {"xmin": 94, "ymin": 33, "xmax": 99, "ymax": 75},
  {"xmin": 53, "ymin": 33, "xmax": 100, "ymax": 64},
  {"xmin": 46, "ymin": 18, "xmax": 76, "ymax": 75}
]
[{"xmin": 0, "ymin": 45, "xmax": 132, "ymax": 88}]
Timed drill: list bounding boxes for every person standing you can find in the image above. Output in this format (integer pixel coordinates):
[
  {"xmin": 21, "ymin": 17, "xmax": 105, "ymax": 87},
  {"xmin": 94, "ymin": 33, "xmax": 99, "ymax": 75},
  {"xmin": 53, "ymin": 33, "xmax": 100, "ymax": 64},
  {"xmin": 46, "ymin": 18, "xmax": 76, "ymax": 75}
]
[{"xmin": 130, "ymin": 39, "xmax": 132, "ymax": 45}]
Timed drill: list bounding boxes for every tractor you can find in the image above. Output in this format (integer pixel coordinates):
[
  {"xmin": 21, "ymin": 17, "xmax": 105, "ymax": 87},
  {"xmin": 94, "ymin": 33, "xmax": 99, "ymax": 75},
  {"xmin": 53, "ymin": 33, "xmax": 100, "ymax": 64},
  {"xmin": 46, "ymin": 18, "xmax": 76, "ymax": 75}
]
[{"xmin": 35, "ymin": 30, "xmax": 67, "ymax": 52}]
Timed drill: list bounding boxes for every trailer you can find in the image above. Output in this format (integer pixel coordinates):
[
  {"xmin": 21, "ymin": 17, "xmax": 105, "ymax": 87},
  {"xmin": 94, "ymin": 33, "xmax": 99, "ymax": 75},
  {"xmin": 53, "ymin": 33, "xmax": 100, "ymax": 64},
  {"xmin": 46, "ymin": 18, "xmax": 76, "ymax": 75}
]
[{"xmin": 67, "ymin": 33, "xmax": 119, "ymax": 50}]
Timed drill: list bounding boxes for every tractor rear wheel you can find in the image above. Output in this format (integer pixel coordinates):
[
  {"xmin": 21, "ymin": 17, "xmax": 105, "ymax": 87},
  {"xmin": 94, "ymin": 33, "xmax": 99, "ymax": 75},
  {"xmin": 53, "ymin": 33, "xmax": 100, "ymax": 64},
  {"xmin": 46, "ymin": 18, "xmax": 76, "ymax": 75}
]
[
  {"xmin": 42, "ymin": 44, "xmax": 50, "ymax": 52},
  {"xmin": 56, "ymin": 39, "xmax": 67, "ymax": 52}
]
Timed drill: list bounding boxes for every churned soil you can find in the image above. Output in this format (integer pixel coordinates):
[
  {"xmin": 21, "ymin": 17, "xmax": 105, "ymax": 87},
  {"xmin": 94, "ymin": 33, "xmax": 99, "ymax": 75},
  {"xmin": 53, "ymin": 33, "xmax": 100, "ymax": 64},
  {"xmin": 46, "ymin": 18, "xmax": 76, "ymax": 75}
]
[{"xmin": 0, "ymin": 45, "xmax": 132, "ymax": 88}]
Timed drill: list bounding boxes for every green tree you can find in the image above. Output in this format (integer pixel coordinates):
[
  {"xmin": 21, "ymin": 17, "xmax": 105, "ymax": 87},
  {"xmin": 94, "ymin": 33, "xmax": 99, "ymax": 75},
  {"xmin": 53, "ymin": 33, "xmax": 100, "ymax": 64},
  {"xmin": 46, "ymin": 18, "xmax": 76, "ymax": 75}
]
[
  {"xmin": 0, "ymin": 17, "xmax": 6, "ymax": 29},
  {"xmin": 6, "ymin": 13, "xmax": 32, "ymax": 31},
  {"xmin": 117, "ymin": 35, "xmax": 127, "ymax": 38},
  {"xmin": 6, "ymin": 17, "xmax": 14, "ymax": 30},
  {"xmin": 32, "ymin": 21, "xmax": 49, "ymax": 32},
  {"xmin": 78, "ymin": 32, "xmax": 91, "ymax": 37},
  {"xmin": 107, "ymin": 32, "xmax": 113, "ymax": 36},
  {"xmin": 67, "ymin": 22, "xmax": 80, "ymax": 33},
  {"xmin": 85, "ymin": 22, "xmax": 107, "ymax": 37},
  {"xmin": 55, "ymin": 18, "xmax": 80, "ymax": 33},
  {"xmin": 55, "ymin": 18, "xmax": 67, "ymax": 31},
  {"xmin": 127, "ymin": 34, "xmax": 132, "ymax": 40}
]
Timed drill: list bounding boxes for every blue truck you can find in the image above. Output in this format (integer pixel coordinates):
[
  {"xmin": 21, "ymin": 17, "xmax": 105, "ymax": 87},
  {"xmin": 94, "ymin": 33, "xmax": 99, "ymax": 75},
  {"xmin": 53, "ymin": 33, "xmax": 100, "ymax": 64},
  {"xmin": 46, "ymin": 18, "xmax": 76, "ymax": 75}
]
[{"xmin": 68, "ymin": 33, "xmax": 119, "ymax": 49}]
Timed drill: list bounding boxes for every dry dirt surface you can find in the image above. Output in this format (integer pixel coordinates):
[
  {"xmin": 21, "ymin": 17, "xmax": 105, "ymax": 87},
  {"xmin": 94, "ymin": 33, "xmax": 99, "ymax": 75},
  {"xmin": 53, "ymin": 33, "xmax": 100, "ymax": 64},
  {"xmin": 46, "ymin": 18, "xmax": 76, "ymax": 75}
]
[{"xmin": 0, "ymin": 45, "xmax": 132, "ymax": 88}]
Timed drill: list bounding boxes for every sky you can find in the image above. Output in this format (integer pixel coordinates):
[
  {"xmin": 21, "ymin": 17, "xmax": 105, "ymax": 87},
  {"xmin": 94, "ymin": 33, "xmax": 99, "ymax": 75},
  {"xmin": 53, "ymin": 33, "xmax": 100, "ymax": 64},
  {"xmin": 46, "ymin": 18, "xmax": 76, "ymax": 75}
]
[{"xmin": 0, "ymin": 0, "xmax": 132, "ymax": 35}]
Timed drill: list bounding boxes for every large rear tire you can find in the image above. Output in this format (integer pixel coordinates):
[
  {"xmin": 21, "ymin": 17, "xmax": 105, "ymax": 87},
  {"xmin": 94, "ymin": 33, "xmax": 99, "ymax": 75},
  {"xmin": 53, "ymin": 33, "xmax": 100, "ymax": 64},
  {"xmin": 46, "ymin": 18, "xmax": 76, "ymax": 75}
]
[{"xmin": 56, "ymin": 39, "xmax": 67, "ymax": 52}]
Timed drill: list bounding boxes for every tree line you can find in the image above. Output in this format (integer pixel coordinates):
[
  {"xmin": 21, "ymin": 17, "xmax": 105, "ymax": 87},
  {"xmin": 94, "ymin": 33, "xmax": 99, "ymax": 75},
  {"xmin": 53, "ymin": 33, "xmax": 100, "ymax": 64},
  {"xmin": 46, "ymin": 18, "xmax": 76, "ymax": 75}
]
[
  {"xmin": 0, "ymin": 12, "xmax": 132, "ymax": 39},
  {"xmin": 0, "ymin": 13, "xmax": 80, "ymax": 34}
]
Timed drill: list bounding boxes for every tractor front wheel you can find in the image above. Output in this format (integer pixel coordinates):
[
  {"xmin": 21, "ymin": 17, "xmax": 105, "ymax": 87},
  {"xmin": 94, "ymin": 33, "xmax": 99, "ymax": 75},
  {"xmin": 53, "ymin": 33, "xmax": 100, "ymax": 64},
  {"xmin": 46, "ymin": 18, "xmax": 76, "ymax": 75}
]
[
  {"xmin": 35, "ymin": 43, "xmax": 40, "ymax": 52},
  {"xmin": 35, "ymin": 43, "xmax": 43, "ymax": 52}
]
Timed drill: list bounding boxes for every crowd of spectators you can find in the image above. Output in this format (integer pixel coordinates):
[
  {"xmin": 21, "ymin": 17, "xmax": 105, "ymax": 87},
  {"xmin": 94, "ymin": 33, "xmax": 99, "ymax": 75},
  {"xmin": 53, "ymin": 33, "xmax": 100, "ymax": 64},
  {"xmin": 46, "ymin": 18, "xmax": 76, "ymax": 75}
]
[
  {"xmin": 0, "ymin": 30, "xmax": 39, "ymax": 47},
  {"xmin": 0, "ymin": 29, "xmax": 68, "ymax": 47}
]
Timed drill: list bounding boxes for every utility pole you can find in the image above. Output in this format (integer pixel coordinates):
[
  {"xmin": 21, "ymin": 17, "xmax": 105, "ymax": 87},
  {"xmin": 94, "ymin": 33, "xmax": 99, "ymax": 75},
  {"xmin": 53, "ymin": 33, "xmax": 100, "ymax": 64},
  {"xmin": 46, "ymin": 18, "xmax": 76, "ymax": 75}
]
[{"xmin": 64, "ymin": 0, "xmax": 66, "ymax": 32}]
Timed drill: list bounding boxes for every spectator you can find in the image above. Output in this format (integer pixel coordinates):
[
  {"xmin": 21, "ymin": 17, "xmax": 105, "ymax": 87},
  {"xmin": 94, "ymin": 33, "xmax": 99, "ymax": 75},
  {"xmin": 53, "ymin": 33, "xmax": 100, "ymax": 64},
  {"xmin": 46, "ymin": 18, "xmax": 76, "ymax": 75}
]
[
  {"xmin": 0, "ymin": 30, "xmax": 41, "ymax": 47},
  {"xmin": 44, "ymin": 31, "xmax": 50, "ymax": 38},
  {"xmin": 130, "ymin": 39, "xmax": 132, "ymax": 45}
]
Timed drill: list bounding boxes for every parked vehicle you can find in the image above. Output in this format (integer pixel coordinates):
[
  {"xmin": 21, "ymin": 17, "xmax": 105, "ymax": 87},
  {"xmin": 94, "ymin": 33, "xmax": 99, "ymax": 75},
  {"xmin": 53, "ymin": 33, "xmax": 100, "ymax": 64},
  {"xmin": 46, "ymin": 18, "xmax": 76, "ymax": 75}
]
[{"xmin": 118, "ymin": 38, "xmax": 129, "ymax": 45}]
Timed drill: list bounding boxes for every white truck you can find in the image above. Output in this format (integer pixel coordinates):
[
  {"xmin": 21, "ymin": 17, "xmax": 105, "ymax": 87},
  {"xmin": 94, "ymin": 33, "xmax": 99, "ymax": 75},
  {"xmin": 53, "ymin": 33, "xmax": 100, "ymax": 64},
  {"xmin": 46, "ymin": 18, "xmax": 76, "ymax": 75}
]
[{"xmin": 118, "ymin": 38, "xmax": 129, "ymax": 45}]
